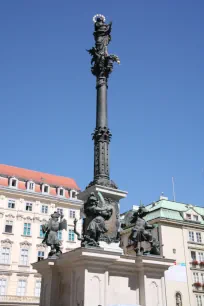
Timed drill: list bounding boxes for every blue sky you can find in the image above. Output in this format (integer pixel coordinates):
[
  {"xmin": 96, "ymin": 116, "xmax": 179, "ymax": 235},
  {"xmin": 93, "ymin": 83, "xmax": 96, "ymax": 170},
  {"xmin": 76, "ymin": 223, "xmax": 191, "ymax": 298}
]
[{"xmin": 0, "ymin": 1, "xmax": 203, "ymax": 212}]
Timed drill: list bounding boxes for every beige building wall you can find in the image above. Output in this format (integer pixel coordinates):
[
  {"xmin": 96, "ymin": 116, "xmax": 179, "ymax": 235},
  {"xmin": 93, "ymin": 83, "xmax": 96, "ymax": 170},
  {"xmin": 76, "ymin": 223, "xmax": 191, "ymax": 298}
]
[{"xmin": 0, "ymin": 185, "xmax": 83, "ymax": 305}]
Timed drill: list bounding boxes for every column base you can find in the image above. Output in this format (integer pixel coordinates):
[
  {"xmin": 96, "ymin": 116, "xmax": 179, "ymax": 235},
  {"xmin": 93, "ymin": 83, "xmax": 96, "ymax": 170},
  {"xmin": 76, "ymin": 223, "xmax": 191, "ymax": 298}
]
[{"xmin": 32, "ymin": 247, "xmax": 174, "ymax": 306}]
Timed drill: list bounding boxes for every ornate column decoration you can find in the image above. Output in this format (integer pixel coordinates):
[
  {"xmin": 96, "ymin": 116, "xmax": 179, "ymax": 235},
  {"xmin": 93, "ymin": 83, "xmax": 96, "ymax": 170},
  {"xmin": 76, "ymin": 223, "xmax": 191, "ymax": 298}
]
[{"xmin": 87, "ymin": 14, "xmax": 120, "ymax": 189}]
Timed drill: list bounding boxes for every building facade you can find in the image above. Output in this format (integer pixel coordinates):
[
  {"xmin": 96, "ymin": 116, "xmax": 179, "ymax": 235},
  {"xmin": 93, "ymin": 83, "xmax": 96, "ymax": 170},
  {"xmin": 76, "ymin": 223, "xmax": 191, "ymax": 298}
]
[
  {"xmin": 0, "ymin": 164, "xmax": 83, "ymax": 306},
  {"xmin": 121, "ymin": 196, "xmax": 204, "ymax": 306}
]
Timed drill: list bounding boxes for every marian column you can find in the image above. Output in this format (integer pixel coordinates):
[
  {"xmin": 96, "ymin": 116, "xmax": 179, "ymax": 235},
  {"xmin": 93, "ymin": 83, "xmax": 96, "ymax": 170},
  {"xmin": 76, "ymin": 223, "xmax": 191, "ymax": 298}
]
[
  {"xmin": 78, "ymin": 15, "xmax": 127, "ymax": 251},
  {"xmin": 87, "ymin": 14, "xmax": 120, "ymax": 189}
]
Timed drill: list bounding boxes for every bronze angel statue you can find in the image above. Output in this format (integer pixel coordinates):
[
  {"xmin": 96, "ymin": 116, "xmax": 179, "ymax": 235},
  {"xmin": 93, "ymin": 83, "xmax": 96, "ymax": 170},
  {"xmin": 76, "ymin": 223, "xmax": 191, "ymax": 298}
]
[{"xmin": 42, "ymin": 211, "xmax": 67, "ymax": 258}]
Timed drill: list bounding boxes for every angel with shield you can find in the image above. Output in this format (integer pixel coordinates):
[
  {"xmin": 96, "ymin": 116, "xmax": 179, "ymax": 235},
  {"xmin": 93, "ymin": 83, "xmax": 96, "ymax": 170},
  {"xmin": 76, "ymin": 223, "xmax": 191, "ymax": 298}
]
[{"xmin": 42, "ymin": 211, "xmax": 67, "ymax": 258}]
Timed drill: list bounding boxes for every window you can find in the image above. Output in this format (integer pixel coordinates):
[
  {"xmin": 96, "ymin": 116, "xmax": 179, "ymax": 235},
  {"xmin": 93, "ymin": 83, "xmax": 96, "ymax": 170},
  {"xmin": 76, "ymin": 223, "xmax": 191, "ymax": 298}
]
[
  {"xmin": 186, "ymin": 213, "xmax": 191, "ymax": 220},
  {"xmin": 191, "ymin": 251, "xmax": 196, "ymax": 261},
  {"xmin": 196, "ymin": 295, "xmax": 202, "ymax": 306},
  {"xmin": 0, "ymin": 279, "xmax": 6, "ymax": 295},
  {"xmin": 23, "ymin": 223, "xmax": 31, "ymax": 236},
  {"xmin": 194, "ymin": 215, "xmax": 199, "ymax": 221},
  {"xmin": 20, "ymin": 249, "xmax": 29, "ymax": 266},
  {"xmin": 70, "ymin": 190, "xmax": 77, "ymax": 198},
  {"xmin": 42, "ymin": 184, "xmax": 49, "ymax": 194},
  {"xmin": 0, "ymin": 247, "xmax": 10, "ymax": 264},
  {"xmin": 193, "ymin": 272, "xmax": 199, "ymax": 283},
  {"xmin": 17, "ymin": 280, "xmax": 26, "ymax": 296},
  {"xmin": 10, "ymin": 177, "xmax": 18, "ymax": 188},
  {"xmin": 57, "ymin": 208, "xmax": 63, "ymax": 215},
  {"xmin": 69, "ymin": 210, "xmax": 76, "ymax": 219},
  {"xmin": 58, "ymin": 187, "xmax": 64, "ymax": 197},
  {"xmin": 199, "ymin": 252, "xmax": 204, "ymax": 262},
  {"xmin": 68, "ymin": 229, "xmax": 75, "ymax": 242},
  {"xmin": 8, "ymin": 200, "xmax": 15, "ymax": 209},
  {"xmin": 35, "ymin": 280, "xmax": 41, "ymax": 297},
  {"xmin": 5, "ymin": 220, "xmax": 13, "ymax": 233},
  {"xmin": 25, "ymin": 202, "xmax": 32, "ymax": 211},
  {"xmin": 37, "ymin": 251, "xmax": 44, "ymax": 262},
  {"xmin": 201, "ymin": 273, "xmax": 204, "ymax": 283},
  {"xmin": 39, "ymin": 225, "xmax": 45, "ymax": 238},
  {"xmin": 173, "ymin": 249, "xmax": 176, "ymax": 254},
  {"xmin": 58, "ymin": 231, "xmax": 62, "ymax": 240},
  {"xmin": 27, "ymin": 181, "xmax": 34, "ymax": 191},
  {"xmin": 196, "ymin": 232, "xmax": 202, "ymax": 243},
  {"xmin": 189, "ymin": 231, "xmax": 195, "ymax": 242},
  {"xmin": 41, "ymin": 205, "xmax": 48, "ymax": 214}
]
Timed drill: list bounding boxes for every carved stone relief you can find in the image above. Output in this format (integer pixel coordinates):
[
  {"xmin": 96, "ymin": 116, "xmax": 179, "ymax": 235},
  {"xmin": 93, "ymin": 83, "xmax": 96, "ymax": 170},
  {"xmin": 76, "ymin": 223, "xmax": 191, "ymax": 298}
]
[{"xmin": 20, "ymin": 241, "xmax": 32, "ymax": 248}]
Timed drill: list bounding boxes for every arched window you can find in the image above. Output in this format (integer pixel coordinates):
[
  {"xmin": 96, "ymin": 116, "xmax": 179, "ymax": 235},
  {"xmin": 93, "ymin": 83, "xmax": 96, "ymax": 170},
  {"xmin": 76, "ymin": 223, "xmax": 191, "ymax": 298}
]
[{"xmin": 175, "ymin": 292, "xmax": 182, "ymax": 306}]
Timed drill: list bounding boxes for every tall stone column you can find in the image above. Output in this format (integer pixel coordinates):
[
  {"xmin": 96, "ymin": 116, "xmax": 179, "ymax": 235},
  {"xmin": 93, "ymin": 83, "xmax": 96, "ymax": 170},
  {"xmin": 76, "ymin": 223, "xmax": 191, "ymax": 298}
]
[{"xmin": 77, "ymin": 15, "xmax": 127, "ymax": 250}]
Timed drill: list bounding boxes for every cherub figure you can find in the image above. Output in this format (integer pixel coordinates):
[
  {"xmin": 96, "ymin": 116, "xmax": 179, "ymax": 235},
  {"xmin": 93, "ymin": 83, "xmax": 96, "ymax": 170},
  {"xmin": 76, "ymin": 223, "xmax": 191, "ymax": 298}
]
[{"xmin": 42, "ymin": 211, "xmax": 67, "ymax": 258}]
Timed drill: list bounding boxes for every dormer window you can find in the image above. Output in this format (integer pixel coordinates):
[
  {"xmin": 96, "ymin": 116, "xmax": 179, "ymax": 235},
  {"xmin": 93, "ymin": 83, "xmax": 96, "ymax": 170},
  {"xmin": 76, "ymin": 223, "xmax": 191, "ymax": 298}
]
[
  {"xmin": 27, "ymin": 181, "xmax": 35, "ymax": 191},
  {"xmin": 186, "ymin": 214, "xmax": 191, "ymax": 220},
  {"xmin": 57, "ymin": 187, "xmax": 65, "ymax": 197},
  {"xmin": 9, "ymin": 177, "xmax": 18, "ymax": 188},
  {"xmin": 193, "ymin": 215, "xmax": 199, "ymax": 221},
  {"xmin": 42, "ymin": 184, "xmax": 50, "ymax": 194},
  {"xmin": 70, "ymin": 189, "xmax": 77, "ymax": 199}
]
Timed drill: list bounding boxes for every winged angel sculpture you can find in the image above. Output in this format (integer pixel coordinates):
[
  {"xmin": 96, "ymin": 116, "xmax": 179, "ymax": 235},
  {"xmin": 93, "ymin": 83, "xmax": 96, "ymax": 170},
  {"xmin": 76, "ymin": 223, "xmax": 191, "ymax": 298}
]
[{"xmin": 42, "ymin": 211, "xmax": 67, "ymax": 258}]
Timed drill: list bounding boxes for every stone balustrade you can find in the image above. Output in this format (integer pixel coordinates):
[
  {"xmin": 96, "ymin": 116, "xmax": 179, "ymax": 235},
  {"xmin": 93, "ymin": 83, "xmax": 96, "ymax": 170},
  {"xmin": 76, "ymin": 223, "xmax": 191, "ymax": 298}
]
[{"xmin": 0, "ymin": 295, "xmax": 39, "ymax": 304}]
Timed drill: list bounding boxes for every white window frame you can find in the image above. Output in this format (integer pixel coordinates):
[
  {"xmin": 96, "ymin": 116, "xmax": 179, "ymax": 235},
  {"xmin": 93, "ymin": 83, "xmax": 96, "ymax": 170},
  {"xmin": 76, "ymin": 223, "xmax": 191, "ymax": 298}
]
[
  {"xmin": 196, "ymin": 295, "xmax": 202, "ymax": 306},
  {"xmin": 199, "ymin": 252, "xmax": 204, "ymax": 262},
  {"xmin": 9, "ymin": 177, "xmax": 18, "ymax": 189},
  {"xmin": 69, "ymin": 210, "xmax": 76, "ymax": 219},
  {"xmin": 41, "ymin": 205, "xmax": 48, "ymax": 214},
  {"xmin": 8, "ymin": 199, "xmax": 15, "ymax": 209},
  {"xmin": 189, "ymin": 231, "xmax": 195, "ymax": 242},
  {"xmin": 37, "ymin": 251, "xmax": 44, "ymax": 262},
  {"xmin": 193, "ymin": 272, "xmax": 199, "ymax": 283},
  {"xmin": 196, "ymin": 232, "xmax": 202, "ymax": 243},
  {"xmin": 23, "ymin": 223, "xmax": 31, "ymax": 236},
  {"xmin": 193, "ymin": 215, "xmax": 199, "ymax": 221},
  {"xmin": 57, "ymin": 187, "xmax": 65, "ymax": 197},
  {"xmin": 42, "ymin": 184, "xmax": 50, "ymax": 194},
  {"xmin": 4, "ymin": 220, "xmax": 13, "ymax": 233},
  {"xmin": 17, "ymin": 279, "xmax": 26, "ymax": 296},
  {"xmin": 186, "ymin": 213, "xmax": 191, "ymax": 220},
  {"xmin": 34, "ymin": 280, "xmax": 41, "ymax": 297},
  {"xmin": 0, "ymin": 247, "xmax": 10, "ymax": 264},
  {"xmin": 20, "ymin": 249, "xmax": 29, "ymax": 266},
  {"xmin": 27, "ymin": 181, "xmax": 35, "ymax": 191},
  {"xmin": 70, "ymin": 189, "xmax": 77, "ymax": 199},
  {"xmin": 57, "ymin": 208, "xmax": 63, "ymax": 215},
  {"xmin": 68, "ymin": 229, "xmax": 75, "ymax": 242},
  {"xmin": 0, "ymin": 278, "xmax": 7, "ymax": 295},
  {"xmin": 25, "ymin": 202, "xmax": 33, "ymax": 212},
  {"xmin": 191, "ymin": 250, "xmax": 197, "ymax": 261}
]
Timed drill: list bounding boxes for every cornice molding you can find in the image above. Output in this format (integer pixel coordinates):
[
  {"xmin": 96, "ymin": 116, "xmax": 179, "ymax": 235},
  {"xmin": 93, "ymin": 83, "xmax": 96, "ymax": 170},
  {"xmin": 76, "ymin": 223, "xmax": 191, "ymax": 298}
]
[{"xmin": 0, "ymin": 185, "xmax": 83, "ymax": 207}]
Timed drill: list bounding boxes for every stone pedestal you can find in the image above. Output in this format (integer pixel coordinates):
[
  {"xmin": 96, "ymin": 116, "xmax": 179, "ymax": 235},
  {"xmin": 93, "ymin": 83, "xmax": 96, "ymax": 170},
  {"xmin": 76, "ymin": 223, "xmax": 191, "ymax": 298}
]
[{"xmin": 32, "ymin": 248, "xmax": 174, "ymax": 306}]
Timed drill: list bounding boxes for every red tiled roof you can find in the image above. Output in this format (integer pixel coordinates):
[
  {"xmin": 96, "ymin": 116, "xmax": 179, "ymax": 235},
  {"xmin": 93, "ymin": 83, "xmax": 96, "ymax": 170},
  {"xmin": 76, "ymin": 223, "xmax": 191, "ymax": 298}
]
[{"xmin": 0, "ymin": 164, "xmax": 80, "ymax": 190}]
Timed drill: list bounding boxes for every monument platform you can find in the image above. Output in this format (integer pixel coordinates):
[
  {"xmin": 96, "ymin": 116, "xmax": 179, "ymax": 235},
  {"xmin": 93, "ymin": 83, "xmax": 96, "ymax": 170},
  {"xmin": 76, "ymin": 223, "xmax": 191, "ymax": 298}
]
[{"xmin": 32, "ymin": 247, "xmax": 174, "ymax": 306}]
